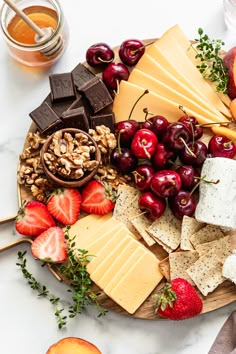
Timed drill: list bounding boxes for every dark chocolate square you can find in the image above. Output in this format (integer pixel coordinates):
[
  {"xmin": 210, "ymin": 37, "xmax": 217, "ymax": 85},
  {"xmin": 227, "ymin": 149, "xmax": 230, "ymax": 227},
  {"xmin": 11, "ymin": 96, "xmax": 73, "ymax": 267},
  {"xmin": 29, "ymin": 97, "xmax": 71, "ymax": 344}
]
[
  {"xmin": 49, "ymin": 72, "xmax": 76, "ymax": 102},
  {"xmin": 90, "ymin": 112, "xmax": 115, "ymax": 132},
  {"xmin": 79, "ymin": 77, "xmax": 113, "ymax": 113},
  {"xmin": 71, "ymin": 63, "xmax": 96, "ymax": 91},
  {"xmin": 43, "ymin": 93, "xmax": 75, "ymax": 117},
  {"xmin": 29, "ymin": 102, "xmax": 63, "ymax": 135},
  {"xmin": 61, "ymin": 107, "xmax": 89, "ymax": 131}
]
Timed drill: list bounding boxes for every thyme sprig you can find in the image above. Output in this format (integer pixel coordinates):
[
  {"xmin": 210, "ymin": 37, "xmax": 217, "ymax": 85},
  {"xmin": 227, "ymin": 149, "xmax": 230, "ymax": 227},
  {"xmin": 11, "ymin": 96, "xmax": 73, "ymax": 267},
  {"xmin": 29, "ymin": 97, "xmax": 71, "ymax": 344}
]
[
  {"xmin": 17, "ymin": 251, "xmax": 67, "ymax": 329},
  {"xmin": 16, "ymin": 227, "xmax": 107, "ymax": 329},
  {"xmin": 193, "ymin": 28, "xmax": 228, "ymax": 94}
]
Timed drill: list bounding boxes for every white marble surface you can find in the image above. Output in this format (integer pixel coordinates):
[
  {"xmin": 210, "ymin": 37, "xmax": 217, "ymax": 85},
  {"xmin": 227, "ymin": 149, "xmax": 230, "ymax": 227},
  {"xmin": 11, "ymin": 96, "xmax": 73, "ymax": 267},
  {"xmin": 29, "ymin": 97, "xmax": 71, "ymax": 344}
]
[{"xmin": 0, "ymin": 0, "xmax": 236, "ymax": 353}]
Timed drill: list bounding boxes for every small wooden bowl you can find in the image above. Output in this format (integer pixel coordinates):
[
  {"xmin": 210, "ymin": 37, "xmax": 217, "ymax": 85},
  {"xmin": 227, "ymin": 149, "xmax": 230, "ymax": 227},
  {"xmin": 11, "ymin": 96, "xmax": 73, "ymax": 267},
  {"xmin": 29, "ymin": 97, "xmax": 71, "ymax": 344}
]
[{"xmin": 40, "ymin": 128, "xmax": 101, "ymax": 188}]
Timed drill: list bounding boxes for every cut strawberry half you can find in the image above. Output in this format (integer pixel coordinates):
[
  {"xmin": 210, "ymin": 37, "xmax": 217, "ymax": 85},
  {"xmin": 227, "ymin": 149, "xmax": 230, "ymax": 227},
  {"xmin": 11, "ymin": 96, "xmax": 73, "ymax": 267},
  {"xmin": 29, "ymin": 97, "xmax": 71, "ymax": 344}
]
[
  {"xmin": 31, "ymin": 226, "xmax": 68, "ymax": 263},
  {"xmin": 15, "ymin": 200, "xmax": 55, "ymax": 237},
  {"xmin": 47, "ymin": 188, "xmax": 82, "ymax": 225},
  {"xmin": 81, "ymin": 180, "xmax": 116, "ymax": 215}
]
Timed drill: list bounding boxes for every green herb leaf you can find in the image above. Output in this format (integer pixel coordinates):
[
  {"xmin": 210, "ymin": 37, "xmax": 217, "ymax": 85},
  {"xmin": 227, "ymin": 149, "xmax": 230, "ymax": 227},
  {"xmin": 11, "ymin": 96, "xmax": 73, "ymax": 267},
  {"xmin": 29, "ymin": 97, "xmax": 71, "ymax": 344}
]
[{"xmin": 193, "ymin": 28, "xmax": 228, "ymax": 94}]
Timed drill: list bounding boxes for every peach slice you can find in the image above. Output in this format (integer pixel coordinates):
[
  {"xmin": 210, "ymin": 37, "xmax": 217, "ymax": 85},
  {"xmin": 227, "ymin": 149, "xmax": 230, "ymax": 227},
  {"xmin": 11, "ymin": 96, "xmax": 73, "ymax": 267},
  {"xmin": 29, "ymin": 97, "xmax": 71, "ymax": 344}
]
[
  {"xmin": 230, "ymin": 98, "xmax": 236, "ymax": 120},
  {"xmin": 223, "ymin": 47, "xmax": 236, "ymax": 99},
  {"xmin": 46, "ymin": 337, "xmax": 102, "ymax": 354}
]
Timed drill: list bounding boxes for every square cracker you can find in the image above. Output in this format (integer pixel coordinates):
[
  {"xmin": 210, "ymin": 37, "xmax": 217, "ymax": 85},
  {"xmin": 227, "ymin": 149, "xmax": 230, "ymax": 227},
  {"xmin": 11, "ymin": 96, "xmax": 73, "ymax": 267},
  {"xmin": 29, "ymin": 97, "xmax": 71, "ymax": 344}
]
[
  {"xmin": 130, "ymin": 214, "xmax": 156, "ymax": 246},
  {"xmin": 190, "ymin": 224, "xmax": 224, "ymax": 249},
  {"xmin": 113, "ymin": 184, "xmax": 141, "ymax": 239},
  {"xmin": 147, "ymin": 207, "xmax": 181, "ymax": 251},
  {"xmin": 186, "ymin": 248, "xmax": 225, "ymax": 296},
  {"xmin": 195, "ymin": 235, "xmax": 232, "ymax": 260},
  {"xmin": 150, "ymin": 235, "xmax": 173, "ymax": 253},
  {"xmin": 158, "ymin": 257, "xmax": 170, "ymax": 280},
  {"xmin": 169, "ymin": 250, "xmax": 199, "ymax": 285},
  {"xmin": 180, "ymin": 216, "xmax": 205, "ymax": 250}
]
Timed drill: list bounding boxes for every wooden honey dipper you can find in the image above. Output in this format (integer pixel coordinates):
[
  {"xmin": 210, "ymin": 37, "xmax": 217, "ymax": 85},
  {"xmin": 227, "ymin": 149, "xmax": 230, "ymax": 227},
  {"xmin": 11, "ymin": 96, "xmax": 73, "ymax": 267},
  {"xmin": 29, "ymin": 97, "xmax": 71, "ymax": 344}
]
[{"xmin": 3, "ymin": 0, "xmax": 63, "ymax": 56}]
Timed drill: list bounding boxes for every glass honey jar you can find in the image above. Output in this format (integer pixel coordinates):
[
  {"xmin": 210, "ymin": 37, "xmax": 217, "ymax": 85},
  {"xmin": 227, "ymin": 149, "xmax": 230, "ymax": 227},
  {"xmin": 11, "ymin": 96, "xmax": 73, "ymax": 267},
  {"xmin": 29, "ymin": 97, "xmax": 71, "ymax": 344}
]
[{"xmin": 0, "ymin": 0, "xmax": 68, "ymax": 68}]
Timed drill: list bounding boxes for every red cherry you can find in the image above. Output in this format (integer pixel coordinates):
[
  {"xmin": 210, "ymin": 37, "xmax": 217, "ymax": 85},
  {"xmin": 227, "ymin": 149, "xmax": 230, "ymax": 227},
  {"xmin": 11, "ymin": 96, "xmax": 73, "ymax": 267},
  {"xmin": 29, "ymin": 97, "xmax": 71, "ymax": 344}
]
[
  {"xmin": 110, "ymin": 147, "xmax": 138, "ymax": 174},
  {"xmin": 86, "ymin": 43, "xmax": 114, "ymax": 66},
  {"xmin": 151, "ymin": 143, "xmax": 177, "ymax": 170},
  {"xmin": 138, "ymin": 191, "xmax": 166, "ymax": 221},
  {"xmin": 150, "ymin": 170, "xmax": 182, "ymax": 198},
  {"xmin": 179, "ymin": 141, "xmax": 208, "ymax": 166},
  {"xmin": 141, "ymin": 114, "xmax": 169, "ymax": 140},
  {"xmin": 115, "ymin": 120, "xmax": 139, "ymax": 147},
  {"xmin": 131, "ymin": 128, "xmax": 158, "ymax": 159},
  {"xmin": 133, "ymin": 164, "xmax": 155, "ymax": 192},
  {"xmin": 119, "ymin": 39, "xmax": 145, "ymax": 66},
  {"xmin": 179, "ymin": 115, "xmax": 203, "ymax": 140},
  {"xmin": 102, "ymin": 63, "xmax": 129, "ymax": 91},
  {"xmin": 162, "ymin": 122, "xmax": 190, "ymax": 150},
  {"xmin": 169, "ymin": 190, "xmax": 196, "ymax": 219},
  {"xmin": 175, "ymin": 165, "xmax": 200, "ymax": 190},
  {"xmin": 208, "ymin": 135, "xmax": 236, "ymax": 159}
]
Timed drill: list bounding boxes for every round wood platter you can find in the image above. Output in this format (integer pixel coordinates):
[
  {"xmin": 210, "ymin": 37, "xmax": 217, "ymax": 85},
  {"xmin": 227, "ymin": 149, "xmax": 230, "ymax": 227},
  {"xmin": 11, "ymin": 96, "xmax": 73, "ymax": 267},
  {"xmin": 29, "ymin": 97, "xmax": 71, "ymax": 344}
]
[{"xmin": 17, "ymin": 39, "xmax": 236, "ymax": 320}]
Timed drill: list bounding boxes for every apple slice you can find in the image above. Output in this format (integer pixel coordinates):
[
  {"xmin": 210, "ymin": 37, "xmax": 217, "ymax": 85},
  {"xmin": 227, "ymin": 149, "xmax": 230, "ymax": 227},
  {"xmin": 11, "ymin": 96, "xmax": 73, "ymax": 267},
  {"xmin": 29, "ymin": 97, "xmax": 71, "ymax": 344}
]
[{"xmin": 46, "ymin": 337, "xmax": 102, "ymax": 354}]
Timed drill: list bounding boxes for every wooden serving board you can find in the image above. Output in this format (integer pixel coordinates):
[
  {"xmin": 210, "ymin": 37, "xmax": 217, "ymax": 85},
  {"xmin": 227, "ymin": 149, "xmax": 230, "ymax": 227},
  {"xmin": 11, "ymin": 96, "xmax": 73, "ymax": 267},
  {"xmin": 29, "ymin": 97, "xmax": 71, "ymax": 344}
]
[{"xmin": 17, "ymin": 39, "xmax": 236, "ymax": 320}]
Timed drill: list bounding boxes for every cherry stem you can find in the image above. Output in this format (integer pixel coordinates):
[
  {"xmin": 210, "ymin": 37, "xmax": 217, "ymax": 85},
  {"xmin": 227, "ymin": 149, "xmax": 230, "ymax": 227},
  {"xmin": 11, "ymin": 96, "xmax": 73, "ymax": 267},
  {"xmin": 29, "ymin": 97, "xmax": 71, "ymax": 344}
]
[
  {"xmin": 98, "ymin": 57, "xmax": 113, "ymax": 64},
  {"xmin": 190, "ymin": 175, "xmax": 220, "ymax": 197},
  {"xmin": 141, "ymin": 140, "xmax": 151, "ymax": 159},
  {"xmin": 128, "ymin": 89, "xmax": 149, "ymax": 120},
  {"xmin": 179, "ymin": 137, "xmax": 196, "ymax": 158},
  {"xmin": 129, "ymin": 210, "xmax": 147, "ymax": 221},
  {"xmin": 143, "ymin": 107, "xmax": 154, "ymax": 122},
  {"xmin": 223, "ymin": 138, "xmax": 236, "ymax": 147},
  {"xmin": 132, "ymin": 171, "xmax": 145, "ymax": 183},
  {"xmin": 131, "ymin": 41, "xmax": 155, "ymax": 55},
  {"xmin": 197, "ymin": 121, "xmax": 230, "ymax": 127},
  {"xmin": 117, "ymin": 130, "xmax": 123, "ymax": 155}
]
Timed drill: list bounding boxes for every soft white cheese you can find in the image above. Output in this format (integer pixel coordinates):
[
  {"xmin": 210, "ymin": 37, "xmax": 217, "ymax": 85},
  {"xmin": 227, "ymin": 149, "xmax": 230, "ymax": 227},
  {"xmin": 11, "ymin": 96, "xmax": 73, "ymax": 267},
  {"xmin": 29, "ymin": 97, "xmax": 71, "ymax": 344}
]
[
  {"xmin": 195, "ymin": 157, "xmax": 236, "ymax": 229},
  {"xmin": 222, "ymin": 251, "xmax": 236, "ymax": 284}
]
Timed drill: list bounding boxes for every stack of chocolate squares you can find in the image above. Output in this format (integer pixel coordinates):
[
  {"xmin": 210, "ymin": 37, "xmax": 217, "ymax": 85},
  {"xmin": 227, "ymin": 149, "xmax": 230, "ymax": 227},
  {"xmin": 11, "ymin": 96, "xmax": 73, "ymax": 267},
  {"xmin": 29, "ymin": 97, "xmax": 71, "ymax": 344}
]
[{"xmin": 29, "ymin": 63, "xmax": 115, "ymax": 136}]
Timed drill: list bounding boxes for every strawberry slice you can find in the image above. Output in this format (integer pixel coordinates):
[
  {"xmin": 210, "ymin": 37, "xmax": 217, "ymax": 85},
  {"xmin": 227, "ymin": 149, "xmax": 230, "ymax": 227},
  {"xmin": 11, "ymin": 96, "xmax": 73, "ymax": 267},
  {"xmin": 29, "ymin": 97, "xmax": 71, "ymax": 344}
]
[
  {"xmin": 47, "ymin": 188, "xmax": 82, "ymax": 225},
  {"xmin": 81, "ymin": 180, "xmax": 116, "ymax": 215},
  {"xmin": 31, "ymin": 226, "xmax": 68, "ymax": 263},
  {"xmin": 16, "ymin": 200, "xmax": 55, "ymax": 236}
]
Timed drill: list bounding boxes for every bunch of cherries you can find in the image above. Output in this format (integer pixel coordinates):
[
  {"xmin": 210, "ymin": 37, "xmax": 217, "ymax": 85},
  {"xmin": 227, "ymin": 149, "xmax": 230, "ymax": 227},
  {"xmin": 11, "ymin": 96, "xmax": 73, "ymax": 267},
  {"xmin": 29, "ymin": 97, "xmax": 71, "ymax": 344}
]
[
  {"xmin": 110, "ymin": 97, "xmax": 236, "ymax": 221},
  {"xmin": 86, "ymin": 39, "xmax": 146, "ymax": 90}
]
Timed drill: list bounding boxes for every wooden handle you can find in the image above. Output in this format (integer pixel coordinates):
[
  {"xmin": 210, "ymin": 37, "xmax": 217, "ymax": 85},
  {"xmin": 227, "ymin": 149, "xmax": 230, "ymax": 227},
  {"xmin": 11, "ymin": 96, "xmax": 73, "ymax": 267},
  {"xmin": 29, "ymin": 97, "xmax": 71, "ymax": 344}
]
[{"xmin": 3, "ymin": 0, "xmax": 45, "ymax": 37}]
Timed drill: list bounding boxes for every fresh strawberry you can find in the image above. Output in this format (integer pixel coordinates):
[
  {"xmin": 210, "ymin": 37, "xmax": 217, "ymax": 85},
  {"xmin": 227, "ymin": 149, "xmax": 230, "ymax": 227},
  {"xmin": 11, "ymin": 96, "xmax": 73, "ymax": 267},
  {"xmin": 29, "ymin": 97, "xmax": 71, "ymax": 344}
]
[
  {"xmin": 31, "ymin": 226, "xmax": 68, "ymax": 263},
  {"xmin": 81, "ymin": 180, "xmax": 116, "ymax": 215},
  {"xmin": 153, "ymin": 278, "xmax": 203, "ymax": 320},
  {"xmin": 16, "ymin": 200, "xmax": 55, "ymax": 236},
  {"xmin": 47, "ymin": 188, "xmax": 82, "ymax": 225}
]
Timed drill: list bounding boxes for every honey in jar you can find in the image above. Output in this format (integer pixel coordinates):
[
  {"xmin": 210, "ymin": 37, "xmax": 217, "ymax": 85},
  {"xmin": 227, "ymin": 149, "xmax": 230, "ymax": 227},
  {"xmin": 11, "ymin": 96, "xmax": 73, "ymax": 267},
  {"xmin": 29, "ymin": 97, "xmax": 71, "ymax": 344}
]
[{"xmin": 0, "ymin": 0, "xmax": 68, "ymax": 68}]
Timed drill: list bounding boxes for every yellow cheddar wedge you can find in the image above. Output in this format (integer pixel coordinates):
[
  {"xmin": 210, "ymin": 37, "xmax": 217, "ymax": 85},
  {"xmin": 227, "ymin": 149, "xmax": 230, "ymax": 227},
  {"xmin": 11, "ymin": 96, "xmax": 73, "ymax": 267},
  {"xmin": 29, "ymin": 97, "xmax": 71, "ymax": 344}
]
[
  {"xmin": 104, "ymin": 247, "xmax": 146, "ymax": 293},
  {"xmin": 128, "ymin": 68, "xmax": 227, "ymax": 123},
  {"xmin": 87, "ymin": 226, "xmax": 134, "ymax": 273},
  {"xmin": 97, "ymin": 241, "xmax": 144, "ymax": 289},
  {"xmin": 147, "ymin": 38, "xmax": 231, "ymax": 118},
  {"xmin": 162, "ymin": 24, "xmax": 231, "ymax": 108},
  {"xmin": 90, "ymin": 237, "xmax": 134, "ymax": 280},
  {"xmin": 108, "ymin": 252, "xmax": 162, "ymax": 314},
  {"xmin": 113, "ymin": 80, "xmax": 223, "ymax": 125},
  {"xmin": 135, "ymin": 54, "xmax": 229, "ymax": 121},
  {"xmin": 85, "ymin": 223, "xmax": 122, "ymax": 251}
]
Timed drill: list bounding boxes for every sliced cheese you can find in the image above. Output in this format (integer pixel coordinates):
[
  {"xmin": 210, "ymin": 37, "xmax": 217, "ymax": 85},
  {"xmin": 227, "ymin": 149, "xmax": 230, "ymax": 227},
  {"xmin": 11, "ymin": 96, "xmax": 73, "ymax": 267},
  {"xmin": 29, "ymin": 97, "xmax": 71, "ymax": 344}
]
[
  {"xmin": 113, "ymin": 80, "xmax": 221, "ymax": 125},
  {"xmin": 147, "ymin": 36, "xmax": 231, "ymax": 118},
  {"xmin": 128, "ymin": 68, "xmax": 227, "ymax": 123},
  {"xmin": 90, "ymin": 237, "xmax": 139, "ymax": 282},
  {"xmin": 211, "ymin": 125, "xmax": 236, "ymax": 141},
  {"xmin": 108, "ymin": 252, "xmax": 162, "ymax": 314},
  {"xmin": 71, "ymin": 215, "xmax": 121, "ymax": 250},
  {"xmin": 98, "ymin": 242, "xmax": 145, "ymax": 289},
  {"xmin": 84, "ymin": 223, "xmax": 122, "ymax": 253},
  {"xmin": 87, "ymin": 226, "xmax": 134, "ymax": 273},
  {"xmin": 67, "ymin": 213, "xmax": 103, "ymax": 238},
  {"xmin": 104, "ymin": 247, "xmax": 146, "ymax": 293},
  {"xmin": 163, "ymin": 24, "xmax": 231, "ymax": 108}
]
